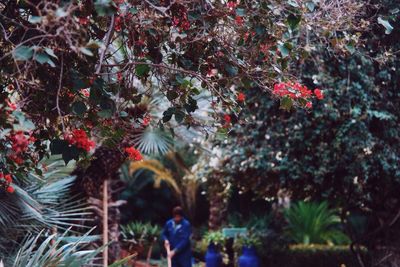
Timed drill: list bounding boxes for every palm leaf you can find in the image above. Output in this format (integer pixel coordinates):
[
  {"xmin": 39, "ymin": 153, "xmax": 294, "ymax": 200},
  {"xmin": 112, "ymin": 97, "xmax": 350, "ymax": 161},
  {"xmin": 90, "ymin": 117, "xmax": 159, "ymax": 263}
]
[
  {"xmin": 128, "ymin": 160, "xmax": 181, "ymax": 195},
  {"xmin": 132, "ymin": 126, "xmax": 173, "ymax": 155},
  {"xmin": 284, "ymin": 201, "xmax": 350, "ymax": 245},
  {"xmin": 12, "ymin": 228, "xmax": 101, "ymax": 267}
]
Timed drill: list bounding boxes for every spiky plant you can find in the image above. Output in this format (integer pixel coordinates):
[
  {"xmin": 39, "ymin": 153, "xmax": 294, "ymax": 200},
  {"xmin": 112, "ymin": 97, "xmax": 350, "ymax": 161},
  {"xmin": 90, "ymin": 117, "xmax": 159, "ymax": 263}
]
[
  {"xmin": 284, "ymin": 201, "xmax": 350, "ymax": 245},
  {"xmin": 0, "ymin": 155, "xmax": 92, "ymax": 264}
]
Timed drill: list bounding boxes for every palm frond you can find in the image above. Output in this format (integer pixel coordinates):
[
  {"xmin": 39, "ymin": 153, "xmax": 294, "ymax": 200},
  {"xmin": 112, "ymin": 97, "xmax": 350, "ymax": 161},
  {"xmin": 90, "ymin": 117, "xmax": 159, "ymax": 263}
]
[
  {"xmin": 284, "ymin": 201, "xmax": 350, "ymax": 245},
  {"xmin": 12, "ymin": 228, "xmax": 101, "ymax": 267},
  {"xmin": 132, "ymin": 127, "xmax": 173, "ymax": 155},
  {"xmin": 128, "ymin": 160, "xmax": 181, "ymax": 195}
]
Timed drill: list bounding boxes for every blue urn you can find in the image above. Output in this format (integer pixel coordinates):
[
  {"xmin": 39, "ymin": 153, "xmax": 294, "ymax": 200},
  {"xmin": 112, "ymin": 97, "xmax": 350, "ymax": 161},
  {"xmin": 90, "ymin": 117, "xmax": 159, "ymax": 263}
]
[
  {"xmin": 238, "ymin": 246, "xmax": 260, "ymax": 267},
  {"xmin": 205, "ymin": 243, "xmax": 223, "ymax": 267}
]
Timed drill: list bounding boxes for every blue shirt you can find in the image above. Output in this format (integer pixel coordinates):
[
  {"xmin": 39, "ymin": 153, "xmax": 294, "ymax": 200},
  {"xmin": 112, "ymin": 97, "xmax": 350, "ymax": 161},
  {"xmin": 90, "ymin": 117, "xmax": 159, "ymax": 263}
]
[{"xmin": 161, "ymin": 218, "xmax": 192, "ymax": 255}]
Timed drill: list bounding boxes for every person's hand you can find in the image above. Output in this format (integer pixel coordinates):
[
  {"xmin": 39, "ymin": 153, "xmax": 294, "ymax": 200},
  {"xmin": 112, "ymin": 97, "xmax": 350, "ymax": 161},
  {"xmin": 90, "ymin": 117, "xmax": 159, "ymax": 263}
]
[
  {"xmin": 167, "ymin": 249, "xmax": 176, "ymax": 258},
  {"xmin": 164, "ymin": 240, "xmax": 170, "ymax": 249}
]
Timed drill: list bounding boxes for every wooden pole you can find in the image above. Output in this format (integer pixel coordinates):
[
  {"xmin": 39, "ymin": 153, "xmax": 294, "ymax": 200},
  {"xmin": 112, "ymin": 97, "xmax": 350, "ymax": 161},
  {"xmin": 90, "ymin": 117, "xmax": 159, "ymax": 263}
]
[{"xmin": 103, "ymin": 179, "xmax": 109, "ymax": 267}]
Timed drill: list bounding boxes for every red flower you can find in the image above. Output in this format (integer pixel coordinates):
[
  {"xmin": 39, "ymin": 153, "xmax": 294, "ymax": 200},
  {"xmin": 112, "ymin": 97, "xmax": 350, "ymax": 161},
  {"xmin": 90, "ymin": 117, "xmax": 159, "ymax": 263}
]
[
  {"xmin": 237, "ymin": 92, "xmax": 245, "ymax": 102},
  {"xmin": 4, "ymin": 174, "xmax": 12, "ymax": 183},
  {"xmin": 235, "ymin": 16, "xmax": 244, "ymax": 25},
  {"xmin": 314, "ymin": 89, "xmax": 324, "ymax": 100},
  {"xmin": 306, "ymin": 102, "xmax": 313, "ymax": 108},
  {"xmin": 224, "ymin": 114, "xmax": 231, "ymax": 124},
  {"xmin": 6, "ymin": 100, "xmax": 17, "ymax": 110},
  {"xmin": 9, "ymin": 155, "xmax": 24, "ymax": 165},
  {"xmin": 273, "ymin": 82, "xmax": 313, "ymax": 100},
  {"xmin": 227, "ymin": 1, "xmax": 238, "ymax": 9},
  {"xmin": 10, "ymin": 131, "xmax": 30, "ymax": 154},
  {"xmin": 115, "ymin": 16, "xmax": 122, "ymax": 32},
  {"xmin": 78, "ymin": 17, "xmax": 89, "ymax": 25},
  {"xmin": 142, "ymin": 115, "xmax": 151, "ymax": 126},
  {"xmin": 117, "ymin": 72, "xmax": 123, "ymax": 81},
  {"xmin": 65, "ymin": 129, "xmax": 95, "ymax": 152},
  {"xmin": 80, "ymin": 88, "xmax": 90, "ymax": 97},
  {"xmin": 125, "ymin": 147, "xmax": 142, "ymax": 161},
  {"xmin": 6, "ymin": 186, "xmax": 14, "ymax": 193}
]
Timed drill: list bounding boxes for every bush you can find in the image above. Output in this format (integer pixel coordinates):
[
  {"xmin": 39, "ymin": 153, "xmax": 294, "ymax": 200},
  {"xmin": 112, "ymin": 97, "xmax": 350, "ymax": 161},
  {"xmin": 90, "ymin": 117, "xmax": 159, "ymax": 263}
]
[
  {"xmin": 284, "ymin": 201, "xmax": 350, "ymax": 245},
  {"xmin": 263, "ymin": 244, "xmax": 367, "ymax": 267}
]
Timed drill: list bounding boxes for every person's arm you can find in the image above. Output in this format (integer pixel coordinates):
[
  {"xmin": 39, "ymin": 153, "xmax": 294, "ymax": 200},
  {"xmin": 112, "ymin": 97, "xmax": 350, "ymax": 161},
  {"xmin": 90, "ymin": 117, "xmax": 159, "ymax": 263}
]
[
  {"xmin": 161, "ymin": 221, "xmax": 170, "ymax": 244},
  {"xmin": 173, "ymin": 222, "xmax": 191, "ymax": 253}
]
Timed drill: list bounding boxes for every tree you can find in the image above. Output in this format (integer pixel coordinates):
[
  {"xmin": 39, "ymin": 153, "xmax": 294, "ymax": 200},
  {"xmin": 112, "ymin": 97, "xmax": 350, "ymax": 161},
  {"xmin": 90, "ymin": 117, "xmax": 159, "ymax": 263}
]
[
  {"xmin": 214, "ymin": 0, "xmax": 400, "ymax": 265},
  {"xmin": 0, "ymin": 0, "xmax": 368, "ymax": 263}
]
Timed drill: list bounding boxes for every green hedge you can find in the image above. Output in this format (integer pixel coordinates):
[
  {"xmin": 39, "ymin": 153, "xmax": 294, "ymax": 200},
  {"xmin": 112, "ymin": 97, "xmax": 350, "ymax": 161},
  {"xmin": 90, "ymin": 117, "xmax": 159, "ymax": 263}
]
[{"xmin": 263, "ymin": 245, "xmax": 367, "ymax": 267}]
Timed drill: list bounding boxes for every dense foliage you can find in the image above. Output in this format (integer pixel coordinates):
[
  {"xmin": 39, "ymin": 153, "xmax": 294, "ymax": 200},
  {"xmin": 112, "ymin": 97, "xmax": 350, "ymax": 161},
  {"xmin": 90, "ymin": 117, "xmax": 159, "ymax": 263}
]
[
  {"xmin": 0, "ymin": 0, "xmax": 393, "ymax": 265},
  {"xmin": 215, "ymin": 0, "xmax": 400, "ymax": 259}
]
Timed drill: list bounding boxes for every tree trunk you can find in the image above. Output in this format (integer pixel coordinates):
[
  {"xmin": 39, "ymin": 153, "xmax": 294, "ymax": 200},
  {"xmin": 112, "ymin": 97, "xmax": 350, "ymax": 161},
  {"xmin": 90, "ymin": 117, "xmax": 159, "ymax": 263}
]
[
  {"xmin": 103, "ymin": 180, "xmax": 109, "ymax": 267},
  {"xmin": 73, "ymin": 146, "xmax": 127, "ymax": 265},
  {"xmin": 207, "ymin": 174, "xmax": 228, "ymax": 230}
]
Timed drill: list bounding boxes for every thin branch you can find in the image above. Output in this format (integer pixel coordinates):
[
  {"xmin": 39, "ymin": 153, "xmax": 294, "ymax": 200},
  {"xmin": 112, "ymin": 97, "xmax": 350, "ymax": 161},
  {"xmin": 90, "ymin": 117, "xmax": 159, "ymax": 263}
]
[
  {"xmin": 96, "ymin": 15, "xmax": 115, "ymax": 75},
  {"xmin": 56, "ymin": 55, "xmax": 65, "ymax": 132}
]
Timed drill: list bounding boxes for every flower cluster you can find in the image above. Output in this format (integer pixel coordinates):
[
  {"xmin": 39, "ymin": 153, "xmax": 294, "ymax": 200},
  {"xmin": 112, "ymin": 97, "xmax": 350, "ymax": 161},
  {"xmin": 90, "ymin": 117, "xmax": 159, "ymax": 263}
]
[
  {"xmin": 125, "ymin": 147, "xmax": 143, "ymax": 161},
  {"xmin": 172, "ymin": 6, "xmax": 190, "ymax": 32},
  {"xmin": 273, "ymin": 82, "xmax": 324, "ymax": 108},
  {"xmin": 222, "ymin": 114, "xmax": 232, "ymax": 128},
  {"xmin": 142, "ymin": 115, "xmax": 151, "ymax": 127},
  {"xmin": 8, "ymin": 131, "xmax": 35, "ymax": 165},
  {"xmin": 65, "ymin": 129, "xmax": 95, "ymax": 152},
  {"xmin": 226, "ymin": 1, "xmax": 238, "ymax": 9},
  {"xmin": 0, "ymin": 173, "xmax": 14, "ymax": 193},
  {"xmin": 237, "ymin": 92, "xmax": 245, "ymax": 102}
]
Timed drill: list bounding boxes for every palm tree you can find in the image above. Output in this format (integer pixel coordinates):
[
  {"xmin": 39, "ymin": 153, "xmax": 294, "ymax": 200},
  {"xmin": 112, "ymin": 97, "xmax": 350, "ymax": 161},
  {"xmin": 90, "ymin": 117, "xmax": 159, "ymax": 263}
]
[
  {"xmin": 284, "ymin": 201, "xmax": 350, "ymax": 245},
  {"xmin": 0, "ymin": 155, "xmax": 93, "ymax": 265}
]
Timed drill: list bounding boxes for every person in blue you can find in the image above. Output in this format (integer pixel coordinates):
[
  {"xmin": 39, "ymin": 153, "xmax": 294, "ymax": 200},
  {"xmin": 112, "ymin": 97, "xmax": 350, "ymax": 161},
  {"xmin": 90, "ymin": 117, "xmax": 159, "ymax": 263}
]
[{"xmin": 161, "ymin": 206, "xmax": 192, "ymax": 267}]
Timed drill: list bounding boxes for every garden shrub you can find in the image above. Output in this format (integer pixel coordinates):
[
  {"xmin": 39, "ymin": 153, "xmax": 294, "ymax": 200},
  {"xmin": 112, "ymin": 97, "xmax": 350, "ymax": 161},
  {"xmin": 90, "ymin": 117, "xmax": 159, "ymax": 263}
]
[{"xmin": 263, "ymin": 244, "xmax": 367, "ymax": 267}]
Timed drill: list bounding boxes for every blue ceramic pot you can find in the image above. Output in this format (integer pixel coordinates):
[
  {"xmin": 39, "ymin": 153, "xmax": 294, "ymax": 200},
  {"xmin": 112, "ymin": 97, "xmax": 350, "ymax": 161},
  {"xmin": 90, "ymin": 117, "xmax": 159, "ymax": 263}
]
[
  {"xmin": 238, "ymin": 246, "xmax": 260, "ymax": 267},
  {"xmin": 205, "ymin": 243, "xmax": 222, "ymax": 267}
]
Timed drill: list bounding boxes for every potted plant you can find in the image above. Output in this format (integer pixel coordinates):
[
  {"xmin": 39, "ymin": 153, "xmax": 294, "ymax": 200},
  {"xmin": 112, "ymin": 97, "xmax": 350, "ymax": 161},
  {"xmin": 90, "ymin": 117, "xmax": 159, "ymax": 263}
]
[
  {"xmin": 121, "ymin": 222, "xmax": 161, "ymax": 266},
  {"xmin": 234, "ymin": 233, "xmax": 261, "ymax": 267},
  {"xmin": 203, "ymin": 231, "xmax": 226, "ymax": 267}
]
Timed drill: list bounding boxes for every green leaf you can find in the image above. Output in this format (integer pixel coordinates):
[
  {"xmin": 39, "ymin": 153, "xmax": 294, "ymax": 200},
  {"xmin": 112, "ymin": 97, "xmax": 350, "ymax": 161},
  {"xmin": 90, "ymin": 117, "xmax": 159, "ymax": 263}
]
[
  {"xmin": 129, "ymin": 7, "xmax": 138, "ymax": 15},
  {"xmin": 278, "ymin": 43, "xmax": 290, "ymax": 58},
  {"xmin": 62, "ymin": 146, "xmax": 80, "ymax": 164},
  {"xmin": 287, "ymin": 0, "xmax": 299, "ymax": 7},
  {"xmin": 345, "ymin": 42, "xmax": 356, "ymax": 54},
  {"xmin": 13, "ymin": 46, "xmax": 34, "ymax": 61},
  {"xmin": 135, "ymin": 64, "xmax": 151, "ymax": 77},
  {"xmin": 167, "ymin": 90, "xmax": 179, "ymax": 101},
  {"xmin": 236, "ymin": 8, "xmax": 246, "ymax": 16},
  {"xmin": 132, "ymin": 94, "xmax": 142, "ymax": 104},
  {"xmin": 97, "ymin": 109, "xmax": 112, "ymax": 118},
  {"xmin": 174, "ymin": 109, "xmax": 185, "ymax": 123},
  {"xmin": 79, "ymin": 47, "xmax": 94, "ymax": 56},
  {"xmin": 50, "ymin": 139, "xmax": 69, "ymax": 155},
  {"xmin": 28, "ymin": 16, "xmax": 42, "ymax": 24},
  {"xmin": 71, "ymin": 101, "xmax": 87, "ymax": 116},
  {"xmin": 34, "ymin": 52, "xmax": 56, "ymax": 67},
  {"xmin": 44, "ymin": 47, "xmax": 58, "ymax": 59},
  {"xmin": 280, "ymin": 96, "xmax": 293, "ymax": 111},
  {"xmin": 108, "ymin": 254, "xmax": 137, "ymax": 267},
  {"xmin": 305, "ymin": 2, "xmax": 315, "ymax": 12},
  {"xmin": 56, "ymin": 8, "xmax": 68, "ymax": 18},
  {"xmin": 119, "ymin": 111, "xmax": 128, "ymax": 117},
  {"xmin": 94, "ymin": 0, "xmax": 116, "ymax": 16},
  {"xmin": 287, "ymin": 14, "xmax": 301, "ymax": 30},
  {"xmin": 224, "ymin": 64, "xmax": 239, "ymax": 77},
  {"xmin": 163, "ymin": 107, "xmax": 176, "ymax": 123},
  {"xmin": 377, "ymin": 17, "xmax": 394, "ymax": 34},
  {"xmin": 184, "ymin": 97, "xmax": 198, "ymax": 113}
]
